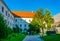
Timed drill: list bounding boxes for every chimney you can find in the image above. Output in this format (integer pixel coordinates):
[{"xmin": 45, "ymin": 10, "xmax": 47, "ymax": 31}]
[{"xmin": 32, "ymin": 11, "xmax": 33, "ymax": 13}]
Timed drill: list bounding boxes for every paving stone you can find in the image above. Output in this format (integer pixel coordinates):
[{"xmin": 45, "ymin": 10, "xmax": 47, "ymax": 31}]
[{"xmin": 23, "ymin": 35, "xmax": 44, "ymax": 41}]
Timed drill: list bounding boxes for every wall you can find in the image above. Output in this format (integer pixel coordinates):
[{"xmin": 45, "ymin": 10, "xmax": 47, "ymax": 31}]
[
  {"xmin": 15, "ymin": 17, "xmax": 32, "ymax": 32},
  {"xmin": 53, "ymin": 14, "xmax": 60, "ymax": 23},
  {"xmin": 0, "ymin": 1, "xmax": 15, "ymax": 29}
]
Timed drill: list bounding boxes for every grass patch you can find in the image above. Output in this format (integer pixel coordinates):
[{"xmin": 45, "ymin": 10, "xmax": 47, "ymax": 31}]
[
  {"xmin": 42, "ymin": 34, "xmax": 60, "ymax": 41},
  {"xmin": 0, "ymin": 33, "xmax": 26, "ymax": 41}
]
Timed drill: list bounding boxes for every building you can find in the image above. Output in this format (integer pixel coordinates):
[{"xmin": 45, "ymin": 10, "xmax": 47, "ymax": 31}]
[
  {"xmin": 0, "ymin": 0, "xmax": 15, "ymax": 29},
  {"xmin": 1, "ymin": 0, "xmax": 60, "ymax": 33},
  {"xmin": 0, "ymin": 0, "xmax": 35, "ymax": 32},
  {"xmin": 12, "ymin": 11, "xmax": 35, "ymax": 32},
  {"xmin": 52, "ymin": 13, "xmax": 60, "ymax": 26},
  {"xmin": 53, "ymin": 13, "xmax": 60, "ymax": 23},
  {"xmin": 52, "ymin": 13, "xmax": 60, "ymax": 33}
]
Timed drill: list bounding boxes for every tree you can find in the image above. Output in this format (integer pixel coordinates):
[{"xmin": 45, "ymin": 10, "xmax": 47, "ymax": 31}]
[
  {"xmin": 29, "ymin": 8, "xmax": 45, "ymax": 35},
  {"xmin": 0, "ymin": 14, "xmax": 13, "ymax": 39},
  {"xmin": 34, "ymin": 8, "xmax": 45, "ymax": 35},
  {"xmin": 29, "ymin": 20, "xmax": 40, "ymax": 34},
  {"xmin": 45, "ymin": 9, "xmax": 54, "ymax": 31},
  {"xmin": 29, "ymin": 8, "xmax": 54, "ymax": 36}
]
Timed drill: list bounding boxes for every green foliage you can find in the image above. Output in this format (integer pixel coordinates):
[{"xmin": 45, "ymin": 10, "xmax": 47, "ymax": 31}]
[
  {"xmin": 46, "ymin": 31, "xmax": 56, "ymax": 35},
  {"xmin": 0, "ymin": 14, "xmax": 13, "ymax": 39},
  {"xmin": 0, "ymin": 33, "xmax": 26, "ymax": 41},
  {"xmin": 13, "ymin": 25, "xmax": 20, "ymax": 33},
  {"xmin": 42, "ymin": 35, "xmax": 60, "ymax": 41},
  {"xmin": 29, "ymin": 8, "xmax": 45, "ymax": 34},
  {"xmin": 34, "ymin": 8, "xmax": 45, "ymax": 30},
  {"xmin": 45, "ymin": 9, "xmax": 54, "ymax": 30},
  {"xmin": 29, "ymin": 8, "xmax": 54, "ymax": 35},
  {"xmin": 22, "ymin": 32, "xmax": 28, "ymax": 35},
  {"xmin": 29, "ymin": 20, "xmax": 40, "ymax": 34}
]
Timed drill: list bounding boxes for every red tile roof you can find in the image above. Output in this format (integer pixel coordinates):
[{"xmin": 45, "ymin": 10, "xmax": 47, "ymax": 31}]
[{"xmin": 12, "ymin": 11, "xmax": 35, "ymax": 18}]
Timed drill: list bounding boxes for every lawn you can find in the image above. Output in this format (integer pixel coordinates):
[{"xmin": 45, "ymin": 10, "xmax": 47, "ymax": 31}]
[
  {"xmin": 0, "ymin": 33, "xmax": 26, "ymax": 41},
  {"xmin": 42, "ymin": 34, "xmax": 60, "ymax": 41}
]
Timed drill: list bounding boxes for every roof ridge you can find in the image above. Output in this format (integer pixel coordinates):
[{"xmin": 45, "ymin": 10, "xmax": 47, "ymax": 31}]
[{"xmin": 12, "ymin": 10, "xmax": 35, "ymax": 12}]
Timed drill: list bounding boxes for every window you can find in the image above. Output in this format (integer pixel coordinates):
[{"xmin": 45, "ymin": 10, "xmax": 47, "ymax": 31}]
[
  {"xmin": 29, "ymin": 19, "xmax": 31, "ymax": 22},
  {"xmin": 20, "ymin": 24, "xmax": 22, "ymax": 27},
  {"xmin": 6, "ymin": 11, "xmax": 7, "ymax": 16},
  {"xmin": 2, "ymin": 6, "xmax": 4, "ymax": 12},
  {"xmin": 15, "ymin": 19, "xmax": 17, "ymax": 22},
  {"xmin": 8, "ymin": 14, "xmax": 10, "ymax": 17},
  {"xmin": 24, "ymin": 28, "xmax": 27, "ymax": 31},
  {"xmin": 24, "ymin": 24, "xmax": 26, "ymax": 27}
]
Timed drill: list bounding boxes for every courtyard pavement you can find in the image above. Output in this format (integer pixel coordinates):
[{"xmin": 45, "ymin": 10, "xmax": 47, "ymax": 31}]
[{"xmin": 23, "ymin": 35, "xmax": 44, "ymax": 41}]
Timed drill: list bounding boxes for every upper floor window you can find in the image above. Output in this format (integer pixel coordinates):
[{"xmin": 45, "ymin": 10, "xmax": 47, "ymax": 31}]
[
  {"xmin": 20, "ymin": 24, "xmax": 22, "ymax": 27},
  {"xmin": 2, "ymin": 6, "xmax": 4, "ymax": 13}
]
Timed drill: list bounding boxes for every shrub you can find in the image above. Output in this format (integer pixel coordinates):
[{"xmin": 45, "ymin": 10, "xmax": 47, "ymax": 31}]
[
  {"xmin": 13, "ymin": 25, "xmax": 19, "ymax": 33},
  {"xmin": 46, "ymin": 31, "xmax": 56, "ymax": 35},
  {"xmin": 0, "ymin": 14, "xmax": 13, "ymax": 39},
  {"xmin": 22, "ymin": 32, "xmax": 28, "ymax": 35}
]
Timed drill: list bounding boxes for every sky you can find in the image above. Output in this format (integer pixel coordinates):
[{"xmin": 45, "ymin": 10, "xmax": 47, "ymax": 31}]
[{"xmin": 4, "ymin": 0, "xmax": 60, "ymax": 16}]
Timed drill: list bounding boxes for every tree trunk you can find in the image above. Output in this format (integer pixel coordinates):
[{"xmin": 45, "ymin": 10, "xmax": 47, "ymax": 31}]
[{"xmin": 42, "ymin": 28, "xmax": 44, "ymax": 37}]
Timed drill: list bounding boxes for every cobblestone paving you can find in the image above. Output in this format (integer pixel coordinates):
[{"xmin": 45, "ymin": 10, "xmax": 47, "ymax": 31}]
[{"xmin": 23, "ymin": 35, "xmax": 44, "ymax": 41}]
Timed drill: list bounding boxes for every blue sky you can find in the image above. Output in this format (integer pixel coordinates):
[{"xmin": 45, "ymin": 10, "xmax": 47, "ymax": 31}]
[{"xmin": 4, "ymin": 0, "xmax": 60, "ymax": 16}]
